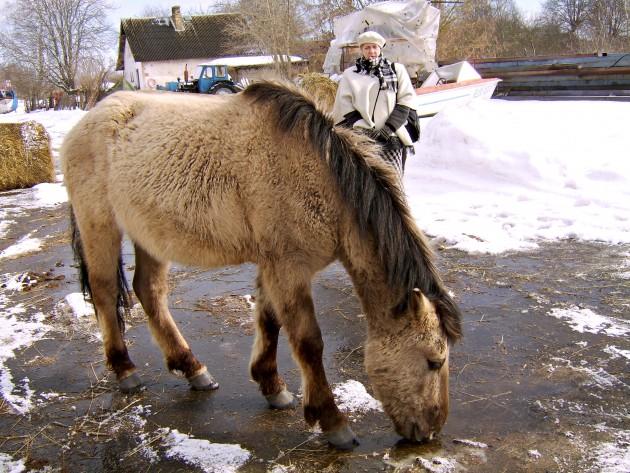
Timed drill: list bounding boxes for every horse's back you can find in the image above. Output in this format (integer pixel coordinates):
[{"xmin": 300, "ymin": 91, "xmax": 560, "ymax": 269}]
[{"xmin": 63, "ymin": 89, "xmax": 340, "ymax": 269}]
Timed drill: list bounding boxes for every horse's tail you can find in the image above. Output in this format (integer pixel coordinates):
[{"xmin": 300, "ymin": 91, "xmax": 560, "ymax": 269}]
[
  {"xmin": 243, "ymin": 81, "xmax": 462, "ymax": 342},
  {"xmin": 70, "ymin": 208, "xmax": 131, "ymax": 334}
]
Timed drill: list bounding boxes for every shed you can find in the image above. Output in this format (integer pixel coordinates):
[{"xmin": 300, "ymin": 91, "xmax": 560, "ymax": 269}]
[{"xmin": 116, "ymin": 6, "xmax": 246, "ymax": 90}]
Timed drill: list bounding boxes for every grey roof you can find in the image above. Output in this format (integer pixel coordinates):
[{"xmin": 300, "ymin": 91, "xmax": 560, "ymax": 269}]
[{"xmin": 116, "ymin": 13, "xmax": 246, "ymax": 70}]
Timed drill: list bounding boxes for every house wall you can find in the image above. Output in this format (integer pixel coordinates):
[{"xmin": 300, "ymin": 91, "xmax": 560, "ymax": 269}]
[
  {"xmin": 141, "ymin": 59, "xmax": 213, "ymax": 89},
  {"xmin": 123, "ymin": 39, "xmax": 141, "ymax": 89}
]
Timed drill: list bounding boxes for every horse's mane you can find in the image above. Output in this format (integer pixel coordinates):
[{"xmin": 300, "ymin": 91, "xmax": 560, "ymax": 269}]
[{"xmin": 243, "ymin": 82, "xmax": 462, "ymax": 342}]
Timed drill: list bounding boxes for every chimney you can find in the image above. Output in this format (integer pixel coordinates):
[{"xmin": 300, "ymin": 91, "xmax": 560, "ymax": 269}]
[{"xmin": 171, "ymin": 5, "xmax": 184, "ymax": 31}]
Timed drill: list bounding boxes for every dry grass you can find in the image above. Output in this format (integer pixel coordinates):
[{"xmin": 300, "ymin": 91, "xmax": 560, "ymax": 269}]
[
  {"xmin": 298, "ymin": 73, "xmax": 338, "ymax": 112},
  {"xmin": 0, "ymin": 121, "xmax": 54, "ymax": 191}
]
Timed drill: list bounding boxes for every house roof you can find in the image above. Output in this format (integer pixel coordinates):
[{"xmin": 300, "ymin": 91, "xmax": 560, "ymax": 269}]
[{"xmin": 116, "ymin": 13, "xmax": 245, "ymax": 70}]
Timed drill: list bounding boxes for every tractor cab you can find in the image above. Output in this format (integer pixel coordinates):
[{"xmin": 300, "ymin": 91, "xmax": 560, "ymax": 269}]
[{"xmin": 195, "ymin": 65, "xmax": 231, "ymax": 93}]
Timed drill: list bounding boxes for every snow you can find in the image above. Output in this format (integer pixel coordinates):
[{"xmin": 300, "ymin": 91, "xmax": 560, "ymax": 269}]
[
  {"xmin": 415, "ymin": 456, "xmax": 457, "ymax": 473},
  {"xmin": 547, "ymin": 306, "xmax": 630, "ymax": 337},
  {"xmin": 453, "ymin": 438, "xmax": 488, "ymax": 448},
  {"xmin": 64, "ymin": 292, "xmax": 95, "ymax": 318},
  {"xmin": 603, "ymin": 345, "xmax": 630, "ymax": 361},
  {"xmin": 0, "ymin": 294, "xmax": 51, "ymax": 414},
  {"xmin": 204, "ymin": 55, "xmax": 306, "ymax": 68},
  {"xmin": 333, "ymin": 379, "xmax": 383, "ymax": 414},
  {"xmin": 160, "ymin": 428, "xmax": 251, "ymax": 473},
  {"xmin": 0, "ymin": 453, "xmax": 25, "ymax": 473},
  {"xmin": 593, "ymin": 430, "xmax": 630, "ymax": 473},
  {"xmin": 406, "ymin": 99, "xmax": 630, "ymax": 253},
  {"xmin": 0, "ymin": 233, "xmax": 43, "ymax": 260}
]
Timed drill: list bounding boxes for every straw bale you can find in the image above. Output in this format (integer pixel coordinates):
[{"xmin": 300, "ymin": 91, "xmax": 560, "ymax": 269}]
[
  {"xmin": 0, "ymin": 121, "xmax": 54, "ymax": 191},
  {"xmin": 298, "ymin": 73, "xmax": 338, "ymax": 112}
]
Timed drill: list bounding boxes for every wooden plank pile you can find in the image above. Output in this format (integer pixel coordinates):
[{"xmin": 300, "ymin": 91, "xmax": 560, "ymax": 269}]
[{"xmin": 467, "ymin": 53, "xmax": 630, "ymax": 97}]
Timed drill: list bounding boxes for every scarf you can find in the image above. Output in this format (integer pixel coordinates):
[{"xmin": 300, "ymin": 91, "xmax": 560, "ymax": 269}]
[{"xmin": 354, "ymin": 55, "xmax": 398, "ymax": 92}]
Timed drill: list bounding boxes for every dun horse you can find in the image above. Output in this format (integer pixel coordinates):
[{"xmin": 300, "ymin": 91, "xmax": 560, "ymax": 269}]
[{"xmin": 61, "ymin": 82, "xmax": 462, "ymax": 449}]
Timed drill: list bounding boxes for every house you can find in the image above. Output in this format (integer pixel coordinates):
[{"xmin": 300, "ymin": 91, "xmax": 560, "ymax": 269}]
[{"xmin": 116, "ymin": 6, "xmax": 246, "ymax": 90}]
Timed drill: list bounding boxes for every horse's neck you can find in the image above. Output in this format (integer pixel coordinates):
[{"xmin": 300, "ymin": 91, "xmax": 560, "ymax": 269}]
[{"xmin": 338, "ymin": 221, "xmax": 400, "ymax": 324}]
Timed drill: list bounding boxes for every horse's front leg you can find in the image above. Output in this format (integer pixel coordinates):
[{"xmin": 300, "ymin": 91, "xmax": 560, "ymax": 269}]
[
  {"xmin": 133, "ymin": 244, "xmax": 217, "ymax": 390},
  {"xmin": 249, "ymin": 274, "xmax": 295, "ymax": 408},
  {"xmin": 260, "ymin": 266, "xmax": 358, "ymax": 449}
]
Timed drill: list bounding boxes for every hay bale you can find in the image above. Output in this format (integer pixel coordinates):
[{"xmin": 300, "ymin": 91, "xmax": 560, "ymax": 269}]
[
  {"xmin": 0, "ymin": 121, "xmax": 54, "ymax": 192},
  {"xmin": 298, "ymin": 73, "xmax": 338, "ymax": 112}
]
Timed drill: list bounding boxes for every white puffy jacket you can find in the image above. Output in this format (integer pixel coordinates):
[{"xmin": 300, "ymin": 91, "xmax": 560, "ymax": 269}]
[{"xmin": 332, "ymin": 62, "xmax": 417, "ymax": 146}]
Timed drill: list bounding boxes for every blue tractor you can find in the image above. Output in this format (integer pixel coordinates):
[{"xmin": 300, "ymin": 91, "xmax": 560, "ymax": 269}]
[{"xmin": 165, "ymin": 64, "xmax": 242, "ymax": 95}]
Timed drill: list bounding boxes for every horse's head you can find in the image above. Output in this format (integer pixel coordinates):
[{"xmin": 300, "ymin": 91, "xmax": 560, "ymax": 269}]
[{"xmin": 365, "ymin": 289, "xmax": 450, "ymax": 442}]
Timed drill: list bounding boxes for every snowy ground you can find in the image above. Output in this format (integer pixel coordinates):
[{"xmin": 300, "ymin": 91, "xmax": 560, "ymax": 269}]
[{"xmin": 0, "ymin": 98, "xmax": 628, "ymax": 472}]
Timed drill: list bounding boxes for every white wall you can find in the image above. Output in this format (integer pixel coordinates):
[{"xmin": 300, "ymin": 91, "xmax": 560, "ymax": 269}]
[
  {"xmin": 141, "ymin": 59, "xmax": 214, "ymax": 89},
  {"xmin": 123, "ymin": 39, "xmax": 141, "ymax": 89}
]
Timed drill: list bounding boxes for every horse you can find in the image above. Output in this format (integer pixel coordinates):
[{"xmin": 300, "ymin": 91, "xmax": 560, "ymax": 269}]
[{"xmin": 61, "ymin": 82, "xmax": 462, "ymax": 449}]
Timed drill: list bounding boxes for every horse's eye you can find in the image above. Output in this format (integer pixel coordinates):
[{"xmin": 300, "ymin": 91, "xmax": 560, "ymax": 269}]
[{"xmin": 427, "ymin": 359, "xmax": 444, "ymax": 371}]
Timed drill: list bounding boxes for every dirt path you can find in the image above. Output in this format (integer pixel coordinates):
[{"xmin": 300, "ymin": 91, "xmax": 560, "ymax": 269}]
[{"xmin": 1, "ymin": 198, "xmax": 628, "ymax": 472}]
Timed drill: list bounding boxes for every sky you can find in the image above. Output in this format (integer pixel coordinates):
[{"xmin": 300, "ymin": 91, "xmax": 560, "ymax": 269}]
[{"xmin": 108, "ymin": 0, "xmax": 544, "ymax": 23}]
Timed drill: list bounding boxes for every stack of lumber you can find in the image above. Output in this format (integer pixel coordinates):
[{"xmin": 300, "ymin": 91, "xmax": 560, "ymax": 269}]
[{"xmin": 468, "ymin": 53, "xmax": 630, "ymax": 97}]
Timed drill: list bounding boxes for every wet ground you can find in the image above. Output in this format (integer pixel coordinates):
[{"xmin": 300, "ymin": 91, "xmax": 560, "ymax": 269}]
[{"xmin": 0, "ymin": 197, "xmax": 628, "ymax": 472}]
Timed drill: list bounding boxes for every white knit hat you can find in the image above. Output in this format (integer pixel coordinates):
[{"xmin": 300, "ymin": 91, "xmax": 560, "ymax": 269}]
[{"xmin": 357, "ymin": 31, "xmax": 386, "ymax": 48}]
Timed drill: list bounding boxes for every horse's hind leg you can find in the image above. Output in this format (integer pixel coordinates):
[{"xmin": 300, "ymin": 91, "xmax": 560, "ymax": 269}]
[
  {"xmin": 132, "ymin": 244, "xmax": 218, "ymax": 390},
  {"xmin": 260, "ymin": 265, "xmax": 358, "ymax": 449},
  {"xmin": 249, "ymin": 274, "xmax": 295, "ymax": 408},
  {"xmin": 72, "ymin": 210, "xmax": 141, "ymax": 392}
]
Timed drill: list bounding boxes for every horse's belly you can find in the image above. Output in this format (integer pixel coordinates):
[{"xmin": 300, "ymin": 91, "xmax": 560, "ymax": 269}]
[{"xmin": 113, "ymin": 198, "xmax": 254, "ymax": 268}]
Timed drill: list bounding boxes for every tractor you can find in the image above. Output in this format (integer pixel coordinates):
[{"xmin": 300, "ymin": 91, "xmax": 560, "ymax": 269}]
[{"xmin": 164, "ymin": 64, "xmax": 242, "ymax": 94}]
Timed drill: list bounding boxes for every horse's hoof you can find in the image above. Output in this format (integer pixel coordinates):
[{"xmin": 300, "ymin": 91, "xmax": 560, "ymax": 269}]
[
  {"xmin": 119, "ymin": 372, "xmax": 144, "ymax": 393},
  {"xmin": 188, "ymin": 369, "xmax": 219, "ymax": 391},
  {"xmin": 265, "ymin": 389, "xmax": 296, "ymax": 409},
  {"xmin": 325, "ymin": 425, "xmax": 360, "ymax": 450}
]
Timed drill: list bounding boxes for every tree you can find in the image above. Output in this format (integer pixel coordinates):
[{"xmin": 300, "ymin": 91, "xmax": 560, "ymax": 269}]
[
  {"xmin": 0, "ymin": 0, "xmax": 114, "ymax": 94},
  {"xmin": 541, "ymin": 0, "xmax": 591, "ymax": 33},
  {"xmin": 587, "ymin": 0, "xmax": 629, "ymax": 48},
  {"xmin": 217, "ymin": 0, "xmax": 309, "ymax": 77}
]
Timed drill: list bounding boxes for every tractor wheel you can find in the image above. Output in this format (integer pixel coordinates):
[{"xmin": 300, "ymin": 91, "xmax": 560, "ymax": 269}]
[{"xmin": 211, "ymin": 84, "xmax": 236, "ymax": 95}]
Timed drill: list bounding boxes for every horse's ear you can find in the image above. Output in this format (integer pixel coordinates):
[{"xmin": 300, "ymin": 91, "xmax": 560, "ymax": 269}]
[{"xmin": 410, "ymin": 288, "xmax": 424, "ymax": 313}]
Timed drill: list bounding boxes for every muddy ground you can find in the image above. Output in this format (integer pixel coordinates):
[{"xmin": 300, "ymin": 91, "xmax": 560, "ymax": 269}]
[{"xmin": 0, "ymin": 195, "xmax": 628, "ymax": 473}]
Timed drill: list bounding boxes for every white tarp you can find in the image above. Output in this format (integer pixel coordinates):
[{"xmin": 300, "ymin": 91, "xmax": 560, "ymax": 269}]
[{"xmin": 323, "ymin": 0, "xmax": 440, "ymax": 78}]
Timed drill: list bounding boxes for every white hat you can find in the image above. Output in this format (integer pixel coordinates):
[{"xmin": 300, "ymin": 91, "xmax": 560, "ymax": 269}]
[{"xmin": 357, "ymin": 31, "xmax": 386, "ymax": 48}]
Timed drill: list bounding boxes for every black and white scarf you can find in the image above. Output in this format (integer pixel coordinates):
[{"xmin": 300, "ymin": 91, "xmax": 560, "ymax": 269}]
[{"xmin": 355, "ymin": 55, "xmax": 398, "ymax": 92}]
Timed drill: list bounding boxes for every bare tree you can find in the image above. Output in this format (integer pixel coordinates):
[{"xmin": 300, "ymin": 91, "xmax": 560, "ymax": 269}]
[
  {"xmin": 587, "ymin": 0, "xmax": 629, "ymax": 47},
  {"xmin": 218, "ymin": 0, "xmax": 308, "ymax": 78},
  {"xmin": 541, "ymin": 0, "xmax": 591, "ymax": 33},
  {"xmin": 0, "ymin": 0, "xmax": 114, "ymax": 94}
]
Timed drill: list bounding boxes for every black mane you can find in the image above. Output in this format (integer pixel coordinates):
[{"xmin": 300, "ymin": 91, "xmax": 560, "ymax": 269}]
[{"xmin": 243, "ymin": 81, "xmax": 462, "ymax": 342}]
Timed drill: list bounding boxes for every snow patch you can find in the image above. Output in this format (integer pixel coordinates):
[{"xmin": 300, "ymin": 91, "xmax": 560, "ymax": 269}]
[
  {"xmin": 64, "ymin": 292, "xmax": 95, "ymax": 318},
  {"xmin": 160, "ymin": 428, "xmax": 251, "ymax": 473},
  {"xmin": 333, "ymin": 379, "xmax": 383, "ymax": 415},
  {"xmin": 1, "ymin": 273, "xmax": 39, "ymax": 291},
  {"xmin": 415, "ymin": 456, "xmax": 457, "ymax": 473},
  {"xmin": 593, "ymin": 430, "xmax": 630, "ymax": 473},
  {"xmin": 547, "ymin": 306, "xmax": 630, "ymax": 337},
  {"xmin": 0, "ymin": 452, "xmax": 25, "ymax": 473},
  {"xmin": 0, "ymin": 233, "xmax": 43, "ymax": 260},
  {"xmin": 603, "ymin": 345, "xmax": 630, "ymax": 361},
  {"xmin": 0, "ymin": 294, "xmax": 51, "ymax": 414},
  {"xmin": 453, "ymin": 438, "xmax": 488, "ymax": 448}
]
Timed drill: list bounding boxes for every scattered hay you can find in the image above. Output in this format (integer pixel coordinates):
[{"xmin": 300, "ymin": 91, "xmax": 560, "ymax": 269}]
[
  {"xmin": 298, "ymin": 73, "xmax": 338, "ymax": 112},
  {"xmin": 0, "ymin": 121, "xmax": 54, "ymax": 191}
]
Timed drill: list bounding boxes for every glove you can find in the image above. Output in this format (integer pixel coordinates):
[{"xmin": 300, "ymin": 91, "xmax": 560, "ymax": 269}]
[{"xmin": 366, "ymin": 127, "xmax": 392, "ymax": 143}]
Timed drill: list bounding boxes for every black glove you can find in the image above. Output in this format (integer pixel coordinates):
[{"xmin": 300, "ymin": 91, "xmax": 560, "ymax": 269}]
[{"xmin": 366, "ymin": 127, "xmax": 392, "ymax": 143}]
